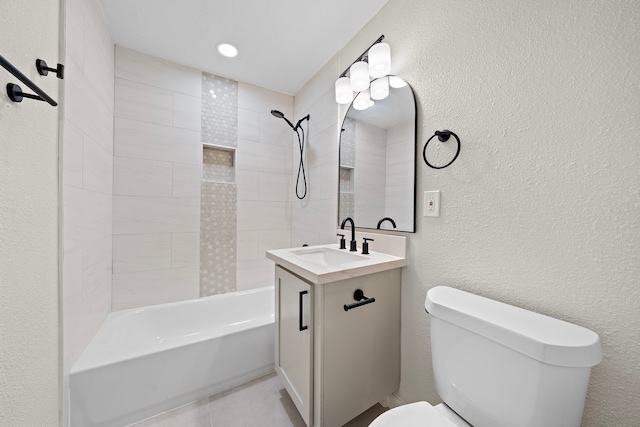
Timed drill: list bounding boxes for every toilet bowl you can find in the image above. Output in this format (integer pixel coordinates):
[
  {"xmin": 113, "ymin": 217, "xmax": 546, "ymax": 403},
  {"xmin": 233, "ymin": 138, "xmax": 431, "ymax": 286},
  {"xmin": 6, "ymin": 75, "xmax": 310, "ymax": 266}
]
[
  {"xmin": 369, "ymin": 286, "xmax": 602, "ymax": 427},
  {"xmin": 370, "ymin": 402, "xmax": 470, "ymax": 427}
]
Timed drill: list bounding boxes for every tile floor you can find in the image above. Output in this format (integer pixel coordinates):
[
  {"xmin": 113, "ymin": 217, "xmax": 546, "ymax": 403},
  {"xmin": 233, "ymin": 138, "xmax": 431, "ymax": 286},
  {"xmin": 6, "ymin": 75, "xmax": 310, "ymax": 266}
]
[{"xmin": 130, "ymin": 372, "xmax": 387, "ymax": 427}]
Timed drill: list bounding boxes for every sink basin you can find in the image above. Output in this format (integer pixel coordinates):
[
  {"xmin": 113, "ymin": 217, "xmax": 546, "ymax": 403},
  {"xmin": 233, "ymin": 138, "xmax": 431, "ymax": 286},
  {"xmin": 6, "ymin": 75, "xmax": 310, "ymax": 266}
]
[
  {"xmin": 266, "ymin": 244, "xmax": 406, "ymax": 285},
  {"xmin": 290, "ymin": 247, "xmax": 368, "ymax": 267}
]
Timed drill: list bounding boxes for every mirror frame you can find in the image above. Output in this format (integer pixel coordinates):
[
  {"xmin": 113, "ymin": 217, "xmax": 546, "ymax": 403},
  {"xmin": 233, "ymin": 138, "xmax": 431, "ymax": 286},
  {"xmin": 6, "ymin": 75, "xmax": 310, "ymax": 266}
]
[{"xmin": 337, "ymin": 76, "xmax": 417, "ymax": 233}]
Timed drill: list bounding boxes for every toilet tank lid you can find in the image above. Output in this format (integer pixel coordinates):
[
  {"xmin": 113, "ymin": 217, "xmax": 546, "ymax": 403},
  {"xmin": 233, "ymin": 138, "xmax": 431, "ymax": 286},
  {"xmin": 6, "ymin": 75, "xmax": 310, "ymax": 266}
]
[{"xmin": 425, "ymin": 286, "xmax": 602, "ymax": 368}]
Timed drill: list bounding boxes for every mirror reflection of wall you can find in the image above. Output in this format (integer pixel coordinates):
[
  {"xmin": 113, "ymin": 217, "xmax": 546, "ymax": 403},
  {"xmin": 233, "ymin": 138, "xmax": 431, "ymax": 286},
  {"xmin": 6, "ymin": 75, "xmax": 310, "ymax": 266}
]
[{"xmin": 338, "ymin": 77, "xmax": 416, "ymax": 232}]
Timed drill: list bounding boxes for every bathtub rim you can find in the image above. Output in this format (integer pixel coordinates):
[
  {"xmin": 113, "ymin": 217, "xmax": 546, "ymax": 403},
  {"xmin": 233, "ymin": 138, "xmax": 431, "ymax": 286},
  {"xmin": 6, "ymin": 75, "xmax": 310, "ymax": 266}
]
[{"xmin": 71, "ymin": 286, "xmax": 275, "ymax": 374}]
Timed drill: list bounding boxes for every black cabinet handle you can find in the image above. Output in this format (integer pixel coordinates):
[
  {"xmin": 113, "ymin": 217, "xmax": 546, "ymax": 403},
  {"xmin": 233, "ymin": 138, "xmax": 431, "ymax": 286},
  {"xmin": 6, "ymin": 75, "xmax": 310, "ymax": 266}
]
[
  {"xmin": 344, "ymin": 289, "xmax": 376, "ymax": 311},
  {"xmin": 299, "ymin": 290, "xmax": 308, "ymax": 331}
]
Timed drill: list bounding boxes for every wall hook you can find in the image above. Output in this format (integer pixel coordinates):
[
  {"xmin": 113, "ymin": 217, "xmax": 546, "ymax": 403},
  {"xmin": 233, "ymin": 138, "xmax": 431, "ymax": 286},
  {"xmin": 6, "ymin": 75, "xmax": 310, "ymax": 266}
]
[
  {"xmin": 423, "ymin": 129, "xmax": 461, "ymax": 169},
  {"xmin": 36, "ymin": 59, "xmax": 64, "ymax": 79}
]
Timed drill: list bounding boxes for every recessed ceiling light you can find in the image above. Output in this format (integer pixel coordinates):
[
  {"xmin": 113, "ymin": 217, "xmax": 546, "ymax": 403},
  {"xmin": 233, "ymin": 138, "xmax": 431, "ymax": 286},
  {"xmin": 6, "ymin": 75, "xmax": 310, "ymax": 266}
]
[{"xmin": 216, "ymin": 43, "xmax": 238, "ymax": 58}]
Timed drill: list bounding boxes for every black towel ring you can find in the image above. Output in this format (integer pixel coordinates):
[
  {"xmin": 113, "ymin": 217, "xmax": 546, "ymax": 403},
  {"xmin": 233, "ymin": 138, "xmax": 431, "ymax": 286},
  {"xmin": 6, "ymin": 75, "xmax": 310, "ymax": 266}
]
[{"xmin": 423, "ymin": 130, "xmax": 461, "ymax": 169}]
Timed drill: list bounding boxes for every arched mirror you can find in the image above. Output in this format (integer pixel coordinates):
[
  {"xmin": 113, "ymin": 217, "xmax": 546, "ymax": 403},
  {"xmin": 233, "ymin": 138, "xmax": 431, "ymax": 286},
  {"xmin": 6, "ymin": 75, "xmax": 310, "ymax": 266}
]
[{"xmin": 338, "ymin": 76, "xmax": 416, "ymax": 232}]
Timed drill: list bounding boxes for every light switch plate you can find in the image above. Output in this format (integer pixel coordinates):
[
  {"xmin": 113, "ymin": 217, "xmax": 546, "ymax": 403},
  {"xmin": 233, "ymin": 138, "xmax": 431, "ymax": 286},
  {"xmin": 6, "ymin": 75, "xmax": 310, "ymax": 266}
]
[{"xmin": 423, "ymin": 190, "xmax": 440, "ymax": 217}]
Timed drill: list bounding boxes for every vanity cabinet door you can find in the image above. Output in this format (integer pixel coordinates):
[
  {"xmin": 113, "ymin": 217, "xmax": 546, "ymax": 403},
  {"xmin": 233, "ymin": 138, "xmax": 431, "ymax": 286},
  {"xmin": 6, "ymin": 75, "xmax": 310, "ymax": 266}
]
[
  {"xmin": 321, "ymin": 269, "xmax": 401, "ymax": 427},
  {"xmin": 275, "ymin": 266, "xmax": 313, "ymax": 426}
]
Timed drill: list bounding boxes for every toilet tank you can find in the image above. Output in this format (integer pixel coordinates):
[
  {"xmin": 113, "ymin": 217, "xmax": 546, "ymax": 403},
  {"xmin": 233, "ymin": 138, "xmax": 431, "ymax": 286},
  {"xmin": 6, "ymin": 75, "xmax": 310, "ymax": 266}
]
[{"xmin": 426, "ymin": 286, "xmax": 602, "ymax": 427}]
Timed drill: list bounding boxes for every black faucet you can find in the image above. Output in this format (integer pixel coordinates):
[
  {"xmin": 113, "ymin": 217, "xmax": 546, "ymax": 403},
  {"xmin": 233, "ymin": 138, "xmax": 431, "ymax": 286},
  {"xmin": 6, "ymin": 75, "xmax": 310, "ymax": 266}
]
[
  {"xmin": 377, "ymin": 217, "xmax": 397, "ymax": 229},
  {"xmin": 340, "ymin": 217, "xmax": 358, "ymax": 252}
]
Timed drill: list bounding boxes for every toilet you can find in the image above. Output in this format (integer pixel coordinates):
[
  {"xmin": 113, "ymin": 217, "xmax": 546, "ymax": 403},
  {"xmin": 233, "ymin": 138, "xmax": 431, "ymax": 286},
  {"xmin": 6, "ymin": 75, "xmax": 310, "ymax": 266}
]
[{"xmin": 370, "ymin": 286, "xmax": 602, "ymax": 427}]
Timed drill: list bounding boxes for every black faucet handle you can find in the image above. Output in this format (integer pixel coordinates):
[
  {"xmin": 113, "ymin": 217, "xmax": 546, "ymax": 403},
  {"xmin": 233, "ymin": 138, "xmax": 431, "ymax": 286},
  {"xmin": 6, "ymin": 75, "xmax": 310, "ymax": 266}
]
[
  {"xmin": 362, "ymin": 238, "xmax": 374, "ymax": 255},
  {"xmin": 337, "ymin": 234, "xmax": 346, "ymax": 249}
]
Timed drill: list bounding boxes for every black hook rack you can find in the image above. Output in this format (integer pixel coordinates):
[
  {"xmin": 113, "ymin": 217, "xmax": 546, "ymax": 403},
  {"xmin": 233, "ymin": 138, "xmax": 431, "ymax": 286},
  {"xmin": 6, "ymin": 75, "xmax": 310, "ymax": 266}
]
[
  {"xmin": 422, "ymin": 130, "xmax": 461, "ymax": 169},
  {"xmin": 1, "ymin": 54, "xmax": 60, "ymax": 106}
]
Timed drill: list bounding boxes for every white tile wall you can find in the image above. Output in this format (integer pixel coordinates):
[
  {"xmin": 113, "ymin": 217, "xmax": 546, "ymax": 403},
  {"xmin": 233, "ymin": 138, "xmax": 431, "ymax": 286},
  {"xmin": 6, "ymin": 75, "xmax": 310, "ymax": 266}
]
[
  {"xmin": 113, "ymin": 234, "xmax": 172, "ymax": 274},
  {"xmin": 171, "ymin": 233, "xmax": 200, "ymax": 268},
  {"xmin": 385, "ymin": 120, "xmax": 414, "ymax": 229},
  {"xmin": 112, "ymin": 266, "xmax": 200, "ymax": 311},
  {"xmin": 62, "ymin": 1, "xmax": 115, "ymax": 425},
  {"xmin": 112, "ymin": 47, "xmax": 202, "ymax": 310},
  {"xmin": 114, "ymin": 118, "xmax": 201, "ymax": 164},
  {"xmin": 114, "ymin": 46, "xmax": 202, "ymax": 97},
  {"xmin": 113, "ymin": 157, "xmax": 173, "ymax": 197},
  {"xmin": 354, "ymin": 120, "xmax": 387, "ymax": 226},
  {"xmin": 173, "ymin": 92, "xmax": 202, "ymax": 131},
  {"xmin": 173, "ymin": 163, "xmax": 201, "ymax": 199},
  {"xmin": 236, "ymin": 82, "xmax": 294, "ymax": 290},
  {"xmin": 291, "ymin": 55, "xmax": 341, "ymax": 247},
  {"xmin": 63, "ymin": 121, "xmax": 84, "ymax": 188},
  {"xmin": 113, "ymin": 196, "xmax": 200, "ymax": 235}
]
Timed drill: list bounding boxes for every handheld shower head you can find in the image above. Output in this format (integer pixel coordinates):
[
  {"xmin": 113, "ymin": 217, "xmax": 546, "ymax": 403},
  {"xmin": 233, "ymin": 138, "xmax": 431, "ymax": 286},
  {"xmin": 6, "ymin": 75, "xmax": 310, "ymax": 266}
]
[
  {"xmin": 270, "ymin": 108, "xmax": 311, "ymax": 200},
  {"xmin": 271, "ymin": 109, "xmax": 295, "ymax": 129}
]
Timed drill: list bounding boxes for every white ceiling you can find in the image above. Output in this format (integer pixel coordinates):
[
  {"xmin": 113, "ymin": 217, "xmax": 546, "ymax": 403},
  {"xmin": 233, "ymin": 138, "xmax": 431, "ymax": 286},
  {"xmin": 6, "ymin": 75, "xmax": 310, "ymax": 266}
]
[{"xmin": 97, "ymin": 0, "xmax": 390, "ymax": 95}]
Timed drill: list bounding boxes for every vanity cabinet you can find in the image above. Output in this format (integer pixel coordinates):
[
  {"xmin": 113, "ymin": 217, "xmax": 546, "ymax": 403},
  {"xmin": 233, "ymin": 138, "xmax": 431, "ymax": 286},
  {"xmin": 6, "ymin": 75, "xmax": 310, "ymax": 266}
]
[{"xmin": 275, "ymin": 265, "xmax": 401, "ymax": 427}]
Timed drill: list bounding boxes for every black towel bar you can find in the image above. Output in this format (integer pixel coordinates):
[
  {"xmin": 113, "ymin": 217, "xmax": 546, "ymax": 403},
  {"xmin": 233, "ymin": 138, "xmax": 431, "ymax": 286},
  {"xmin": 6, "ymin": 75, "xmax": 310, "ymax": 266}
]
[
  {"xmin": 344, "ymin": 289, "xmax": 376, "ymax": 311},
  {"xmin": 1, "ymin": 54, "xmax": 59, "ymax": 106}
]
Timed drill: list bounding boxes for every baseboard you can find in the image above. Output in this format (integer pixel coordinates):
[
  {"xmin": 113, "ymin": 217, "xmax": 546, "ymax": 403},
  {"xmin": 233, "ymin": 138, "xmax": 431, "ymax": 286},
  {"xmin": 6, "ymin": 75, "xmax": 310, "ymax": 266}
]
[{"xmin": 380, "ymin": 392, "xmax": 405, "ymax": 409}]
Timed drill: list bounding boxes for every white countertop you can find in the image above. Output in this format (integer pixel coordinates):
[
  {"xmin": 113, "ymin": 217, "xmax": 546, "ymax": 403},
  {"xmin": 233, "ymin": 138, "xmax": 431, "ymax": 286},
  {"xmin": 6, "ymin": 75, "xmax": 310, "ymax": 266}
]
[{"xmin": 266, "ymin": 243, "xmax": 406, "ymax": 285}]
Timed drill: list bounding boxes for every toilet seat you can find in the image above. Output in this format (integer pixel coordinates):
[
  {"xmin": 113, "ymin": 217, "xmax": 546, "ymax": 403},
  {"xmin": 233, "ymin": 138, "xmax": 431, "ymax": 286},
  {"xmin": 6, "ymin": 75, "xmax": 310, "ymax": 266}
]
[{"xmin": 369, "ymin": 402, "xmax": 463, "ymax": 427}]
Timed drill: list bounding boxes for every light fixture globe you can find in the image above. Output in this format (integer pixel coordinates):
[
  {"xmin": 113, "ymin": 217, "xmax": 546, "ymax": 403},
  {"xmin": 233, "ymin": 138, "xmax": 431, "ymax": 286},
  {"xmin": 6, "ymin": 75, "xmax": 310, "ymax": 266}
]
[
  {"xmin": 350, "ymin": 61, "xmax": 370, "ymax": 92},
  {"xmin": 368, "ymin": 42, "xmax": 391, "ymax": 78},
  {"xmin": 335, "ymin": 77, "xmax": 353, "ymax": 104},
  {"xmin": 353, "ymin": 89, "xmax": 372, "ymax": 111},
  {"xmin": 370, "ymin": 77, "xmax": 389, "ymax": 100},
  {"xmin": 389, "ymin": 76, "xmax": 408, "ymax": 88}
]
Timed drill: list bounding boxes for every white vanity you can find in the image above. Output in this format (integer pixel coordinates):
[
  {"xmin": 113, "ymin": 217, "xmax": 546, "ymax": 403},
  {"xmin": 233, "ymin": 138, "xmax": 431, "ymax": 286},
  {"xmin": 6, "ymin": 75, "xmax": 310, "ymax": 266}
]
[{"xmin": 266, "ymin": 235, "xmax": 406, "ymax": 427}]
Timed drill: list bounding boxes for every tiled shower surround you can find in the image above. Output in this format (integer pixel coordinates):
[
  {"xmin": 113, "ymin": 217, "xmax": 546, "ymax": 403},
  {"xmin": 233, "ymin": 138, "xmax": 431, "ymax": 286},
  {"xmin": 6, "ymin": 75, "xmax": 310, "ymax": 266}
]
[
  {"xmin": 112, "ymin": 47, "xmax": 202, "ymax": 311},
  {"xmin": 111, "ymin": 48, "xmax": 294, "ymax": 308}
]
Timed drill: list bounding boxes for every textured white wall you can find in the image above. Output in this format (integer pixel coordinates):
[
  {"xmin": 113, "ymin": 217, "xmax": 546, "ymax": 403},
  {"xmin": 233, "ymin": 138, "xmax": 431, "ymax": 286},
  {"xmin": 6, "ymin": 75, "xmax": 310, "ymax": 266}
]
[
  {"xmin": 0, "ymin": 1, "xmax": 61, "ymax": 425},
  {"xmin": 333, "ymin": 0, "xmax": 640, "ymax": 425}
]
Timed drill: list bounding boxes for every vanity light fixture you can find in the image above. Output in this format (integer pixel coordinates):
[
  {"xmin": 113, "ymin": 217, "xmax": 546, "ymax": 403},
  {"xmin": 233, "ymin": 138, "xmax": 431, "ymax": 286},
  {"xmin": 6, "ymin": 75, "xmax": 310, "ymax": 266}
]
[
  {"xmin": 216, "ymin": 42, "xmax": 238, "ymax": 58},
  {"xmin": 334, "ymin": 35, "xmax": 391, "ymax": 108}
]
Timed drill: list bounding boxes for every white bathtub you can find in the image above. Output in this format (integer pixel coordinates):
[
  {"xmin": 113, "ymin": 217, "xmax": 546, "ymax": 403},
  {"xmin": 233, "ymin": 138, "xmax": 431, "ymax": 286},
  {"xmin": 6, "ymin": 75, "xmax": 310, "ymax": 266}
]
[{"xmin": 70, "ymin": 286, "xmax": 275, "ymax": 427}]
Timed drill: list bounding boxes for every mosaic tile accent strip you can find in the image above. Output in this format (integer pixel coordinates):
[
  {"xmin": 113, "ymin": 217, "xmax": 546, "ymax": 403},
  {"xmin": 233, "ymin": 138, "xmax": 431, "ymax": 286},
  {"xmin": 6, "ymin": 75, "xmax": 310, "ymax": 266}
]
[
  {"xmin": 200, "ymin": 181, "xmax": 237, "ymax": 296},
  {"xmin": 202, "ymin": 73, "xmax": 238, "ymax": 147},
  {"xmin": 340, "ymin": 168, "xmax": 352, "ymax": 193},
  {"xmin": 339, "ymin": 192, "xmax": 354, "ymax": 223},
  {"xmin": 340, "ymin": 117, "xmax": 356, "ymax": 167},
  {"xmin": 203, "ymin": 147, "xmax": 234, "ymax": 182}
]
